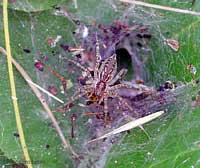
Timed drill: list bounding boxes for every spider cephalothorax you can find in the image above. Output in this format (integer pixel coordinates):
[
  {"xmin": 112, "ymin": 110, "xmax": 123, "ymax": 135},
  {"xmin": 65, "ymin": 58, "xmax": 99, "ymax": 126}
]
[{"xmin": 62, "ymin": 37, "xmax": 151, "ymax": 122}]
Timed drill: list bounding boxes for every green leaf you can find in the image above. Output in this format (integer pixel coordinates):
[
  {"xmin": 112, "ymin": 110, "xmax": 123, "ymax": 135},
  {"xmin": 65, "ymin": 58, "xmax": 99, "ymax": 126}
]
[
  {"xmin": 0, "ymin": 7, "xmax": 78, "ymax": 168},
  {"xmin": 6, "ymin": 0, "xmax": 64, "ymax": 12}
]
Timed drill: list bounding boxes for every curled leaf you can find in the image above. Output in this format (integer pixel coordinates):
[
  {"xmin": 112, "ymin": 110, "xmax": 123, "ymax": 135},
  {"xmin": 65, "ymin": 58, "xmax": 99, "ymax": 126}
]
[{"xmin": 166, "ymin": 39, "xmax": 180, "ymax": 52}]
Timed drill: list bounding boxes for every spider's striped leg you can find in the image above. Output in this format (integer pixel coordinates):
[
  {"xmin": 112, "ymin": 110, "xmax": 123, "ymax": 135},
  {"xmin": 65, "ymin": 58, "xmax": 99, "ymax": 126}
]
[
  {"xmin": 109, "ymin": 83, "xmax": 150, "ymax": 92},
  {"xmin": 56, "ymin": 88, "xmax": 87, "ymax": 112},
  {"xmin": 94, "ymin": 35, "xmax": 101, "ymax": 79},
  {"xmin": 64, "ymin": 58, "xmax": 92, "ymax": 78},
  {"xmin": 97, "ymin": 95, "xmax": 110, "ymax": 123},
  {"xmin": 109, "ymin": 68, "xmax": 127, "ymax": 86},
  {"xmin": 65, "ymin": 85, "xmax": 93, "ymax": 107},
  {"xmin": 56, "ymin": 89, "xmax": 80, "ymax": 112},
  {"xmin": 103, "ymin": 96, "xmax": 109, "ymax": 122},
  {"xmin": 63, "ymin": 90, "xmax": 88, "ymax": 110}
]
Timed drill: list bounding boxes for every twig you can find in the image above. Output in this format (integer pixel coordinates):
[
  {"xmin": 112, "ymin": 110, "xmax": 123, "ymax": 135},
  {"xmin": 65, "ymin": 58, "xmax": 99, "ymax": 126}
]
[
  {"xmin": 2, "ymin": 1, "xmax": 33, "ymax": 167},
  {"xmin": 88, "ymin": 110, "xmax": 164, "ymax": 143},
  {"xmin": 120, "ymin": 0, "xmax": 200, "ymax": 16},
  {"xmin": 0, "ymin": 47, "xmax": 79, "ymax": 158}
]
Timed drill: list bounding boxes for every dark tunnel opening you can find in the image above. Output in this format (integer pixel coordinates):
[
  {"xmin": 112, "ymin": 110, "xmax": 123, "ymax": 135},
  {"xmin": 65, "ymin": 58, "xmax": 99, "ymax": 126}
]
[{"xmin": 116, "ymin": 48, "xmax": 133, "ymax": 80}]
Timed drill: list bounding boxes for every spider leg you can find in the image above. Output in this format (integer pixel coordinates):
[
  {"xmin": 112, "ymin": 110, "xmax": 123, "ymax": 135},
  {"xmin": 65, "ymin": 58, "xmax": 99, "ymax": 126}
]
[
  {"xmin": 63, "ymin": 57, "xmax": 92, "ymax": 78},
  {"xmin": 58, "ymin": 88, "xmax": 88, "ymax": 112},
  {"xmin": 55, "ymin": 89, "xmax": 81, "ymax": 112},
  {"xmin": 109, "ymin": 68, "xmax": 128, "ymax": 86},
  {"xmin": 94, "ymin": 35, "xmax": 101, "ymax": 79},
  {"xmin": 97, "ymin": 94, "xmax": 110, "ymax": 123},
  {"xmin": 109, "ymin": 83, "xmax": 150, "ymax": 92},
  {"xmin": 69, "ymin": 84, "xmax": 94, "ymax": 104},
  {"xmin": 103, "ymin": 96, "xmax": 109, "ymax": 122},
  {"xmin": 65, "ymin": 91, "xmax": 87, "ymax": 110}
]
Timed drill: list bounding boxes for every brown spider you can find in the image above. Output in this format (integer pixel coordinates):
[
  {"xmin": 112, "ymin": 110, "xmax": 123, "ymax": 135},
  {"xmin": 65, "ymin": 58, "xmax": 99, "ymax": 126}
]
[{"xmin": 62, "ymin": 38, "xmax": 151, "ymax": 121}]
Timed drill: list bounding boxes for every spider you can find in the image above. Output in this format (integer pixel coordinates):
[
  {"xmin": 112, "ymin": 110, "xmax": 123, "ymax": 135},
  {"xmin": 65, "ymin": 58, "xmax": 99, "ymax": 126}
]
[{"xmin": 61, "ymin": 37, "xmax": 151, "ymax": 121}]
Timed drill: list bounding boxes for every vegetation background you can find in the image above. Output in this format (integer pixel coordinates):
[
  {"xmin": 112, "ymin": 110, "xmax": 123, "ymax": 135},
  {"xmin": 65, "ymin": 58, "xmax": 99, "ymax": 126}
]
[{"xmin": 0, "ymin": 0, "xmax": 200, "ymax": 167}]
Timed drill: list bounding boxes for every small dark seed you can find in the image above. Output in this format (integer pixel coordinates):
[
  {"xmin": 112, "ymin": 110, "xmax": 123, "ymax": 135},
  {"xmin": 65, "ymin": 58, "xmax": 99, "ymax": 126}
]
[
  {"xmin": 136, "ymin": 34, "xmax": 143, "ymax": 38},
  {"xmin": 143, "ymin": 34, "xmax": 152, "ymax": 39},
  {"xmin": 23, "ymin": 48, "xmax": 31, "ymax": 53},
  {"xmin": 136, "ymin": 42, "xmax": 143, "ymax": 47},
  {"xmin": 195, "ymin": 79, "xmax": 200, "ymax": 84},
  {"xmin": 13, "ymin": 132, "xmax": 19, "ymax": 138},
  {"xmin": 45, "ymin": 144, "xmax": 50, "ymax": 149},
  {"xmin": 52, "ymin": 4, "xmax": 61, "ymax": 9}
]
